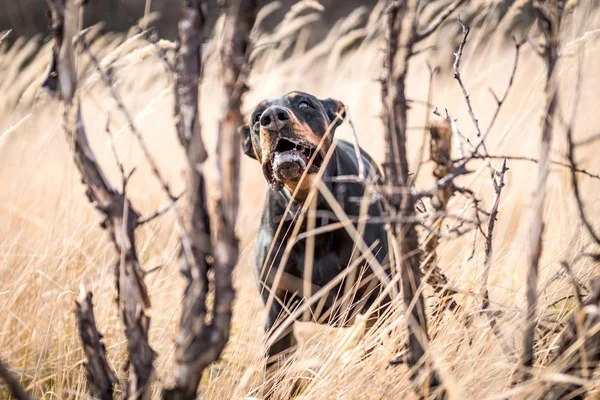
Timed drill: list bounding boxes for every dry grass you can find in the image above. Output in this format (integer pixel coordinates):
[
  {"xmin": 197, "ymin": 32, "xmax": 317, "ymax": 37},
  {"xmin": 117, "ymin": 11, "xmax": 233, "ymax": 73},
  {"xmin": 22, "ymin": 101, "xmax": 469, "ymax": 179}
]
[{"xmin": 2, "ymin": 1, "xmax": 600, "ymax": 398}]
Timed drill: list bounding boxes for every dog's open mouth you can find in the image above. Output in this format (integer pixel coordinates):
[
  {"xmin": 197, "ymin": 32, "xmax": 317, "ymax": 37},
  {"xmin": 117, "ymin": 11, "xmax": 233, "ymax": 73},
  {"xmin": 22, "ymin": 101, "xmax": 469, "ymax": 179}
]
[{"xmin": 263, "ymin": 138, "xmax": 325, "ymax": 191}]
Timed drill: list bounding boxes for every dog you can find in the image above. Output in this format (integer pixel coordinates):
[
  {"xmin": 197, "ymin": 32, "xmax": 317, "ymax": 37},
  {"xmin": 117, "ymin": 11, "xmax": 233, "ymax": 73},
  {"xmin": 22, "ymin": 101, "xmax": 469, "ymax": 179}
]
[{"xmin": 240, "ymin": 91, "xmax": 391, "ymax": 364}]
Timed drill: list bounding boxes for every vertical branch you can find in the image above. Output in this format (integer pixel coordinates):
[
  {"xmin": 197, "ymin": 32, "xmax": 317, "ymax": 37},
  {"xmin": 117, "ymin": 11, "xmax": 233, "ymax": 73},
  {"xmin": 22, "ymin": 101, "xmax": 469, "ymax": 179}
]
[
  {"xmin": 382, "ymin": 0, "xmax": 440, "ymax": 393},
  {"xmin": 164, "ymin": 1, "xmax": 212, "ymax": 398},
  {"xmin": 450, "ymin": 15, "xmax": 515, "ymax": 357},
  {"xmin": 0, "ymin": 359, "xmax": 31, "ymax": 400},
  {"xmin": 44, "ymin": 1, "xmax": 155, "ymax": 398},
  {"xmin": 75, "ymin": 287, "xmax": 119, "ymax": 400},
  {"xmin": 520, "ymin": 0, "xmax": 564, "ymax": 376},
  {"xmin": 382, "ymin": 0, "xmax": 464, "ymax": 394},
  {"xmin": 541, "ymin": 277, "xmax": 600, "ymax": 399},
  {"xmin": 164, "ymin": 1, "xmax": 256, "ymax": 398},
  {"xmin": 480, "ymin": 160, "xmax": 513, "ymax": 358},
  {"xmin": 213, "ymin": 0, "xmax": 256, "ymax": 347}
]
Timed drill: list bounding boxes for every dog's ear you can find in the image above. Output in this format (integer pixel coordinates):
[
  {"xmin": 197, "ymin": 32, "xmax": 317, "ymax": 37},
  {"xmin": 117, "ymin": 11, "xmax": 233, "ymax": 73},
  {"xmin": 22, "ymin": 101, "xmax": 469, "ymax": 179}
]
[
  {"xmin": 320, "ymin": 98, "xmax": 346, "ymax": 131},
  {"xmin": 240, "ymin": 125, "xmax": 258, "ymax": 160}
]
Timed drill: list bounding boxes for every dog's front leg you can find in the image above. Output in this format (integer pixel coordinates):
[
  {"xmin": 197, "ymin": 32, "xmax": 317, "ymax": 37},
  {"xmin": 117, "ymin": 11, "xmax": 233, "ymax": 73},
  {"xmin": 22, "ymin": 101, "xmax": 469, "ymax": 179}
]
[{"xmin": 263, "ymin": 289, "xmax": 298, "ymax": 367}]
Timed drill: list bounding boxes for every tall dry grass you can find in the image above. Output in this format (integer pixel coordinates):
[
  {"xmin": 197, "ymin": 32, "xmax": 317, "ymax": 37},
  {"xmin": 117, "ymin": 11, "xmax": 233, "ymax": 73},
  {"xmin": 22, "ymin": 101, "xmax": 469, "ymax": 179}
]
[{"xmin": 1, "ymin": 1, "xmax": 600, "ymax": 398}]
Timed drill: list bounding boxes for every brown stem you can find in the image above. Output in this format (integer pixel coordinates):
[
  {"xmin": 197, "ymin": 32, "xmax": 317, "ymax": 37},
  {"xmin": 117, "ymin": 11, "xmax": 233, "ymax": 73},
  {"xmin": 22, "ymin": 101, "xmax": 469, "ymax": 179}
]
[
  {"xmin": 75, "ymin": 288, "xmax": 119, "ymax": 400},
  {"xmin": 520, "ymin": 0, "xmax": 564, "ymax": 379},
  {"xmin": 163, "ymin": 1, "xmax": 256, "ymax": 398},
  {"xmin": 382, "ymin": 0, "xmax": 445, "ymax": 394},
  {"xmin": 44, "ymin": 0, "xmax": 156, "ymax": 397}
]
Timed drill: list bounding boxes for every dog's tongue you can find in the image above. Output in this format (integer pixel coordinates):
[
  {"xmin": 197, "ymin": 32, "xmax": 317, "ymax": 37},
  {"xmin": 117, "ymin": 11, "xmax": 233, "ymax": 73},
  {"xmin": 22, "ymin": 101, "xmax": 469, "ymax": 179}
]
[{"xmin": 273, "ymin": 150, "xmax": 307, "ymax": 181}]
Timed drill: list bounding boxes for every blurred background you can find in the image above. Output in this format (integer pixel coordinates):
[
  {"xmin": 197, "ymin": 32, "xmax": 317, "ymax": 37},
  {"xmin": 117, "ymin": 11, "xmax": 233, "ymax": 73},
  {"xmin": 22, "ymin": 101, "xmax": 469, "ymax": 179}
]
[{"xmin": 2, "ymin": 0, "xmax": 374, "ymax": 43}]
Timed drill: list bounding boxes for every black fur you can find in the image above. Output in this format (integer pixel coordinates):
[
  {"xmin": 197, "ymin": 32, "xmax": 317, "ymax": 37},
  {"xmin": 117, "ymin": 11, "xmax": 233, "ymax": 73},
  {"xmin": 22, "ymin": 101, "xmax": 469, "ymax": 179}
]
[{"xmin": 241, "ymin": 91, "xmax": 391, "ymax": 361}]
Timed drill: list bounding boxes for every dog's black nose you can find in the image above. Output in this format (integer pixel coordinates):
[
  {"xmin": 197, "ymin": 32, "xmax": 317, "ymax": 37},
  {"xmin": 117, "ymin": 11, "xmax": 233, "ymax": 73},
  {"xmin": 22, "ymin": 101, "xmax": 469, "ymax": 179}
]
[{"xmin": 260, "ymin": 106, "xmax": 290, "ymax": 131}]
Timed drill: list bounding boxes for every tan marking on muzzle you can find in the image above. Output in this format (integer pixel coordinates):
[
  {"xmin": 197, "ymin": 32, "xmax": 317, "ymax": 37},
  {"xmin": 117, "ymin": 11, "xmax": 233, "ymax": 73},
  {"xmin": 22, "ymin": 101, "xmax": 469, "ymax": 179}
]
[
  {"xmin": 284, "ymin": 174, "xmax": 315, "ymax": 201},
  {"xmin": 259, "ymin": 126, "xmax": 273, "ymax": 161},
  {"xmin": 258, "ymin": 109, "xmax": 327, "ymax": 190}
]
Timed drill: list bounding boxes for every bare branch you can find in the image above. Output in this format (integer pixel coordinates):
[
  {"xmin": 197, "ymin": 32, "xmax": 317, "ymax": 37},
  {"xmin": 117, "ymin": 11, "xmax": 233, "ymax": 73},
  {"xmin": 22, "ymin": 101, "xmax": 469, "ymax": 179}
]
[
  {"xmin": 574, "ymin": 132, "xmax": 600, "ymax": 147},
  {"xmin": 382, "ymin": 0, "xmax": 443, "ymax": 394},
  {"xmin": 453, "ymin": 16, "xmax": 488, "ymax": 156},
  {"xmin": 75, "ymin": 287, "xmax": 119, "ymax": 400},
  {"xmin": 78, "ymin": 37, "xmax": 177, "ymax": 202},
  {"xmin": 453, "ymin": 154, "xmax": 600, "ymax": 181},
  {"xmin": 564, "ymin": 52, "xmax": 600, "ymax": 244},
  {"xmin": 520, "ymin": 0, "xmax": 565, "ymax": 379},
  {"xmin": 137, "ymin": 191, "xmax": 185, "ymax": 226},
  {"xmin": 162, "ymin": 1, "xmax": 212, "ymax": 398},
  {"xmin": 480, "ymin": 160, "xmax": 514, "ymax": 358},
  {"xmin": 0, "ymin": 358, "xmax": 31, "ymax": 400},
  {"xmin": 163, "ymin": 1, "xmax": 256, "ymax": 398},
  {"xmin": 44, "ymin": 0, "xmax": 156, "ymax": 396},
  {"xmin": 485, "ymin": 37, "xmax": 524, "ymax": 136}
]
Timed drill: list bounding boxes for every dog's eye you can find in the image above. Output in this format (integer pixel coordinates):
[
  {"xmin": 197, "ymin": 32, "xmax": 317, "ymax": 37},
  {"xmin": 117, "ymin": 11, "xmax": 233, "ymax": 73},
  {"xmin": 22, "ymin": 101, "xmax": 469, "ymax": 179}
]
[{"xmin": 298, "ymin": 101, "xmax": 312, "ymax": 110}]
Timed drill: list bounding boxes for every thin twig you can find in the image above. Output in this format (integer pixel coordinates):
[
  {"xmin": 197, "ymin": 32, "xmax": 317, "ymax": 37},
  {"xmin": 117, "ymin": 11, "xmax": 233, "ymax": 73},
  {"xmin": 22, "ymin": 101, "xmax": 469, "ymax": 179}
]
[
  {"xmin": 137, "ymin": 191, "xmax": 185, "ymax": 226},
  {"xmin": 453, "ymin": 154, "xmax": 600, "ymax": 181},
  {"xmin": 415, "ymin": 0, "xmax": 467, "ymax": 42},
  {"xmin": 480, "ymin": 160, "xmax": 514, "ymax": 358},
  {"xmin": 485, "ymin": 37, "xmax": 524, "ymax": 136},
  {"xmin": 564, "ymin": 51, "xmax": 600, "ymax": 244},
  {"xmin": 453, "ymin": 16, "xmax": 487, "ymax": 156},
  {"xmin": 78, "ymin": 36, "xmax": 177, "ymax": 202}
]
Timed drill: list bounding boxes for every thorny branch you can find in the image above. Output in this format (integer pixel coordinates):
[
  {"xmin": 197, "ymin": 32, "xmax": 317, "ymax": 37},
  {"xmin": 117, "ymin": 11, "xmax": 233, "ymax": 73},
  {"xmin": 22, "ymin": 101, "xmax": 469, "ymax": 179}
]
[
  {"xmin": 480, "ymin": 160, "xmax": 514, "ymax": 358},
  {"xmin": 453, "ymin": 15, "xmax": 487, "ymax": 155},
  {"xmin": 450, "ymin": 16, "xmax": 514, "ymax": 357},
  {"xmin": 453, "ymin": 154, "xmax": 600, "ymax": 181},
  {"xmin": 43, "ymin": 0, "xmax": 156, "ymax": 397}
]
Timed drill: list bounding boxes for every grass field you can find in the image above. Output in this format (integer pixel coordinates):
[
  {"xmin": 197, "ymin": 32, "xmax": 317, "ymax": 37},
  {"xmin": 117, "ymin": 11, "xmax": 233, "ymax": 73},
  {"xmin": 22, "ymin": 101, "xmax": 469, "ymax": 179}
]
[{"xmin": 1, "ymin": 1, "xmax": 600, "ymax": 398}]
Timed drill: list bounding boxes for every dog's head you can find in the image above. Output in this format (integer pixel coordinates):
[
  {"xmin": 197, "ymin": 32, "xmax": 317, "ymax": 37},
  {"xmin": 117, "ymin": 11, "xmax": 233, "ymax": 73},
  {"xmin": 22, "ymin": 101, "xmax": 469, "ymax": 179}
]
[{"xmin": 240, "ymin": 91, "xmax": 346, "ymax": 194}]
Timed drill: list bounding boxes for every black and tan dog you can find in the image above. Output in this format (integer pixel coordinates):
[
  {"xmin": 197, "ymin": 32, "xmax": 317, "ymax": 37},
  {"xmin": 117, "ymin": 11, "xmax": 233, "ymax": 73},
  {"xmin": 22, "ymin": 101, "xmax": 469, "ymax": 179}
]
[{"xmin": 240, "ymin": 91, "xmax": 391, "ymax": 363}]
